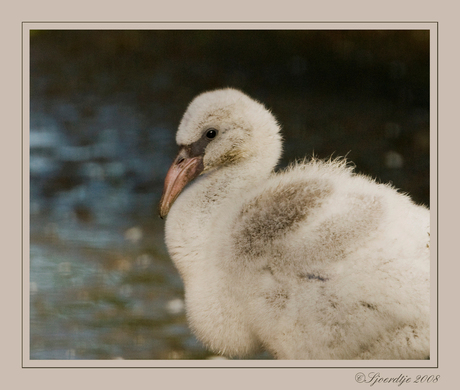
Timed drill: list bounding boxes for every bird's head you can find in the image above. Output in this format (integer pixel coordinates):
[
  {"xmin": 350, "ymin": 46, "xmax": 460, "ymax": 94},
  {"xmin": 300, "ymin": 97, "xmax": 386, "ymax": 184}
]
[{"xmin": 159, "ymin": 88, "xmax": 282, "ymax": 218}]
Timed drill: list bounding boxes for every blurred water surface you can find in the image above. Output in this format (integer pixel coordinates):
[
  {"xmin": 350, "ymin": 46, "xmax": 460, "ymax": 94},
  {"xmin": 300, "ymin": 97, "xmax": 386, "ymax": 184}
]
[{"xmin": 29, "ymin": 29, "xmax": 429, "ymax": 360}]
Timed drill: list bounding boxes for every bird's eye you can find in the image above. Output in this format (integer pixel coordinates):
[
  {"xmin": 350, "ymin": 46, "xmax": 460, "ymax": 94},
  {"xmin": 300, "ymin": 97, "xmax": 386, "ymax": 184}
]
[{"xmin": 205, "ymin": 129, "xmax": 218, "ymax": 139}]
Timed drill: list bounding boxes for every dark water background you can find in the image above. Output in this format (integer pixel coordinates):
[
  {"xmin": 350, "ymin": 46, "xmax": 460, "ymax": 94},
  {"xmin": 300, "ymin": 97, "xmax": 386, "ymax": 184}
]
[{"xmin": 29, "ymin": 29, "xmax": 430, "ymax": 360}]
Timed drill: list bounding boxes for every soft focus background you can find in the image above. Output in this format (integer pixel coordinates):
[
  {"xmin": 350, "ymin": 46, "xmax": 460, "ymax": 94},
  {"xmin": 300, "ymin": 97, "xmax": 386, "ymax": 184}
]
[{"xmin": 29, "ymin": 29, "xmax": 430, "ymax": 360}]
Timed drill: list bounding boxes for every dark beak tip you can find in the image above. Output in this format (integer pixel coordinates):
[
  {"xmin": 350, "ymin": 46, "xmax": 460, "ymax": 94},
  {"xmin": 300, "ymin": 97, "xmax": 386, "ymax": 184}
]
[{"xmin": 158, "ymin": 202, "xmax": 168, "ymax": 220}]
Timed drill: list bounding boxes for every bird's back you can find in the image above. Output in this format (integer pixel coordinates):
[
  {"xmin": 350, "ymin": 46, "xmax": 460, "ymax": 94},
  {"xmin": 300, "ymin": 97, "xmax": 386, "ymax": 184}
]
[{"xmin": 213, "ymin": 158, "xmax": 430, "ymax": 359}]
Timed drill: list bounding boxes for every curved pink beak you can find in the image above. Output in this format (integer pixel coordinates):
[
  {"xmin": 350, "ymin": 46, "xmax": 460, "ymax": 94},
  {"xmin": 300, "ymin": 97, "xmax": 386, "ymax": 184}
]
[{"xmin": 159, "ymin": 148, "xmax": 204, "ymax": 219}]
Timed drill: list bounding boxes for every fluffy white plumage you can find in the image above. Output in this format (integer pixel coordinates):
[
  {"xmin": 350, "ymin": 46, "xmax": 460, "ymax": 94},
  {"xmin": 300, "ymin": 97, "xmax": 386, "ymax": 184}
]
[{"xmin": 159, "ymin": 88, "xmax": 430, "ymax": 359}]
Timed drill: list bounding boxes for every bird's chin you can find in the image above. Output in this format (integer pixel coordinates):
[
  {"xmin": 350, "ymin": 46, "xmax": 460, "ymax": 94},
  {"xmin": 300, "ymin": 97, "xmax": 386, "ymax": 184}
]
[{"xmin": 159, "ymin": 153, "xmax": 204, "ymax": 219}]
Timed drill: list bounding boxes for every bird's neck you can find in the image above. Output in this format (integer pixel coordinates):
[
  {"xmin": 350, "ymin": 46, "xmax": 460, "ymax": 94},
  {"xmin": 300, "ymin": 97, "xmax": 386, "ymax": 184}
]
[{"xmin": 164, "ymin": 156, "xmax": 273, "ymax": 269}]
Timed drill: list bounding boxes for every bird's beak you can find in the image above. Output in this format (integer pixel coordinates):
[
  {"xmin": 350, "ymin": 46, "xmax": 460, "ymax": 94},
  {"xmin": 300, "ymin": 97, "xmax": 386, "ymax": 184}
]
[{"xmin": 159, "ymin": 147, "xmax": 204, "ymax": 219}]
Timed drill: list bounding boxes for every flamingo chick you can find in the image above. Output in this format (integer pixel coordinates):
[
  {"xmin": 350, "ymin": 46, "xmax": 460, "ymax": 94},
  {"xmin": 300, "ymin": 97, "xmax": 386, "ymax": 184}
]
[{"xmin": 159, "ymin": 88, "xmax": 430, "ymax": 360}]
